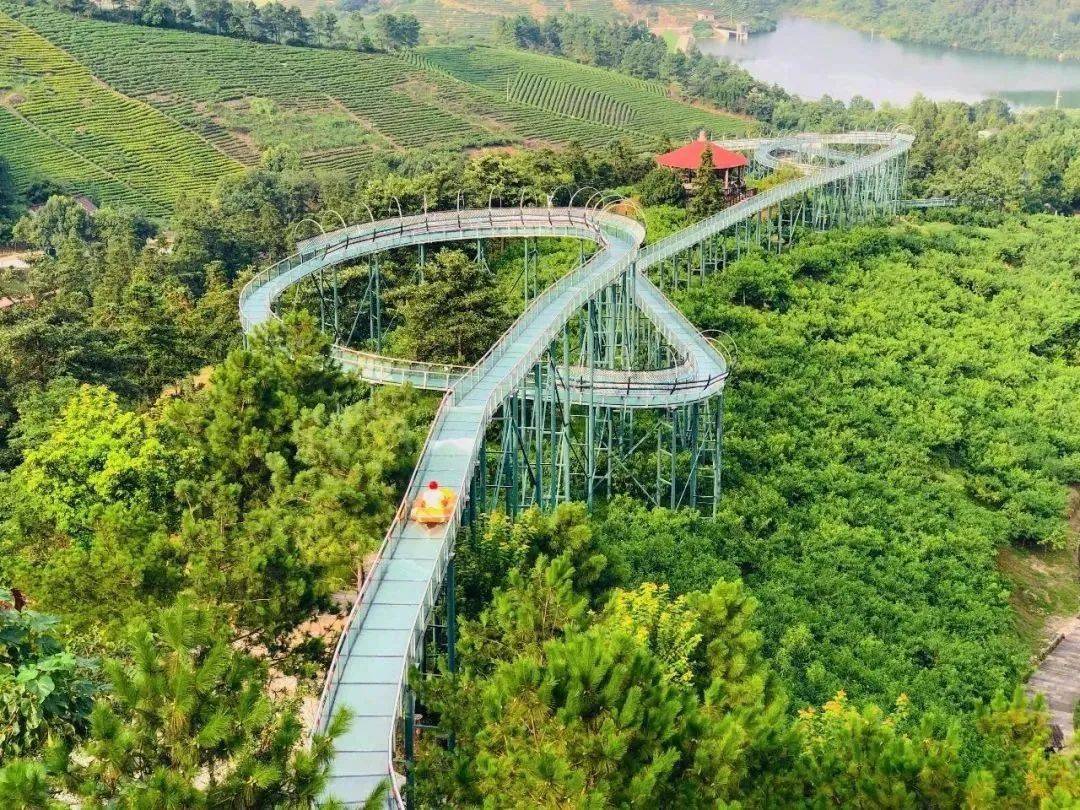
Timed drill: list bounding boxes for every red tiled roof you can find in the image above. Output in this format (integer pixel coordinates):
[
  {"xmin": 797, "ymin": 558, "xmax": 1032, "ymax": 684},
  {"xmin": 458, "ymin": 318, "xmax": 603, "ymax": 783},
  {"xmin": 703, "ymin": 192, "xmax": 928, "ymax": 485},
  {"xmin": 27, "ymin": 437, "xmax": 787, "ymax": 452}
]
[{"xmin": 656, "ymin": 140, "xmax": 749, "ymax": 171}]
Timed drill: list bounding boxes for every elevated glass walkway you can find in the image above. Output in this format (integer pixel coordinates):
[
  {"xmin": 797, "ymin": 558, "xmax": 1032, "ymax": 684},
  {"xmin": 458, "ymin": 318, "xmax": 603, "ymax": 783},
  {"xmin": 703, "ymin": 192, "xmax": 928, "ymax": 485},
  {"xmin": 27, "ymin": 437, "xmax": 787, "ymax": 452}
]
[{"xmin": 238, "ymin": 130, "xmax": 916, "ymax": 807}]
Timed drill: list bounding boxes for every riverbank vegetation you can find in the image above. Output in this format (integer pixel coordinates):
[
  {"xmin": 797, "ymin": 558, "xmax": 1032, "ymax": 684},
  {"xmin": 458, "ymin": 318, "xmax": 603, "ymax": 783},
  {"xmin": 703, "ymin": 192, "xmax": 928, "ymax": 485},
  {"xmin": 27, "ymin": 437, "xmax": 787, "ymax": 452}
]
[
  {"xmin": 267, "ymin": 0, "xmax": 1078, "ymax": 61},
  {"xmin": 788, "ymin": 0, "xmax": 1079, "ymax": 61},
  {"xmin": 500, "ymin": 12, "xmax": 1067, "ymax": 131}
]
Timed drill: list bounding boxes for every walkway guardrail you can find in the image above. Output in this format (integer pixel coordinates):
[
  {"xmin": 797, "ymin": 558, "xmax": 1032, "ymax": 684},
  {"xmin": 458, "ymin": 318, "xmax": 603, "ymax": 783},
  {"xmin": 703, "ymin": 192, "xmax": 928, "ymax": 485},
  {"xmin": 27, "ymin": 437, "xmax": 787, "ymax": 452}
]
[
  {"xmin": 900, "ymin": 197, "xmax": 958, "ymax": 208},
  {"xmin": 310, "ymin": 389, "xmax": 454, "ymax": 741},
  {"xmin": 239, "ymin": 130, "xmax": 915, "ymax": 809}
]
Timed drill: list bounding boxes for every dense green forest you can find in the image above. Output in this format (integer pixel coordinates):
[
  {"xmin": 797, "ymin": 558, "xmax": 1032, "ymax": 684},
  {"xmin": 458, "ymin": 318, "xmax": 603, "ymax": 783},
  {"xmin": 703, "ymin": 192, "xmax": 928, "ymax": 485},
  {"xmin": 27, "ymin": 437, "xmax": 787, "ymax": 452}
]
[
  {"xmin": 4, "ymin": 132, "xmax": 1080, "ymax": 802},
  {"xmin": 402, "ymin": 210, "xmax": 1080, "ymax": 806},
  {"xmin": 0, "ymin": 156, "xmax": 437, "ymax": 799},
  {"xmin": 3, "ymin": 5, "xmax": 1080, "ymax": 802},
  {"xmin": 788, "ymin": 0, "xmax": 1080, "ymax": 61}
]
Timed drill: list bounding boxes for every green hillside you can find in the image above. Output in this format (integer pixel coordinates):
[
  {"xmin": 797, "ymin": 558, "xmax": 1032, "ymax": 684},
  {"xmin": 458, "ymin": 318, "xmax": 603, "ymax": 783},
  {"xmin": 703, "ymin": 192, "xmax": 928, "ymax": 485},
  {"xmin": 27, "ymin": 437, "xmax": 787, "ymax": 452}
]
[
  {"xmin": 358, "ymin": 0, "xmax": 621, "ymax": 42},
  {"xmin": 414, "ymin": 45, "xmax": 740, "ymax": 141},
  {"xmin": 0, "ymin": 10, "xmax": 241, "ymax": 214},
  {"xmin": 2, "ymin": 3, "xmax": 750, "ymax": 204},
  {"xmin": 372, "ymin": 0, "xmax": 1076, "ymax": 60},
  {"xmin": 366, "ymin": 0, "xmax": 760, "ymax": 44}
]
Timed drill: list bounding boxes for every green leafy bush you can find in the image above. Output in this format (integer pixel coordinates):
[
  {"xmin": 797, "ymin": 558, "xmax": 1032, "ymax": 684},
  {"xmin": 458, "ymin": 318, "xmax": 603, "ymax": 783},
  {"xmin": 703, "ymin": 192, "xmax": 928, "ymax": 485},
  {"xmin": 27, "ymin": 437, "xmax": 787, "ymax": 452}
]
[{"xmin": 0, "ymin": 590, "xmax": 97, "ymax": 759}]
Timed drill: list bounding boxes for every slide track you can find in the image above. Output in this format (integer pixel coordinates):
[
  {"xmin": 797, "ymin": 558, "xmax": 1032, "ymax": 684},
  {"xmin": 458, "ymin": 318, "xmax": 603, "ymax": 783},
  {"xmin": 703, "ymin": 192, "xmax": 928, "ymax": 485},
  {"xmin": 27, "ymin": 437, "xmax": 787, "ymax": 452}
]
[{"xmin": 239, "ymin": 130, "xmax": 915, "ymax": 807}]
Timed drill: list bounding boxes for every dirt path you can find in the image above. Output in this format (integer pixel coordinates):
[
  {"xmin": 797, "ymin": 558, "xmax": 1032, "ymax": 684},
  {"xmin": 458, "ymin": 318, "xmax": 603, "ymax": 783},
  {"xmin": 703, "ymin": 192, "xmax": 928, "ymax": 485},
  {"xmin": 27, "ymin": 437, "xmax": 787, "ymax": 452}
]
[
  {"xmin": 1024, "ymin": 487, "xmax": 1080, "ymax": 743},
  {"xmin": 1028, "ymin": 625, "xmax": 1080, "ymax": 743}
]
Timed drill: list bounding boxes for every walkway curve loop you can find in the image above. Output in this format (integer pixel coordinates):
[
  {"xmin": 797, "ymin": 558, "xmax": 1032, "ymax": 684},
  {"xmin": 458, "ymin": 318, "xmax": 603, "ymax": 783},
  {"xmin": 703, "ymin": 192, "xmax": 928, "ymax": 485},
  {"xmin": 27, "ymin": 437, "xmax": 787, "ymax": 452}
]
[{"xmin": 239, "ymin": 130, "xmax": 914, "ymax": 808}]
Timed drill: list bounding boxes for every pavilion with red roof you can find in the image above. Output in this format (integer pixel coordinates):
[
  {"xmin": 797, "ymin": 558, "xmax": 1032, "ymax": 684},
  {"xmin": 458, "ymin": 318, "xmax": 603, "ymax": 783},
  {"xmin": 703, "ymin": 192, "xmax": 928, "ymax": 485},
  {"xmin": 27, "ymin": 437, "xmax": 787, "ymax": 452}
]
[{"xmin": 656, "ymin": 131, "xmax": 749, "ymax": 191}]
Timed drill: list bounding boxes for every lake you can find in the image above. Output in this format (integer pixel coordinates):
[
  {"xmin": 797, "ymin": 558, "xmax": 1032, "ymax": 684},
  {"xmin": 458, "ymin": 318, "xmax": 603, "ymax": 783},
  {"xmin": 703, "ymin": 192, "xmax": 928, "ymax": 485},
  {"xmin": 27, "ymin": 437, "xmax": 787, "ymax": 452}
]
[{"xmin": 698, "ymin": 16, "xmax": 1080, "ymax": 109}]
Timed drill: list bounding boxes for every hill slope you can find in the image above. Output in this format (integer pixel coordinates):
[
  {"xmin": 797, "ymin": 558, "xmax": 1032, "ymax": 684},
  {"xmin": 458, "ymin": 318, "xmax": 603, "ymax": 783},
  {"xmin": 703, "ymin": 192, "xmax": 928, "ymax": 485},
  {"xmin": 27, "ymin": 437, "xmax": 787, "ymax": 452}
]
[
  {"xmin": 409, "ymin": 45, "xmax": 746, "ymax": 141},
  {"xmin": 789, "ymin": 0, "xmax": 1079, "ymax": 61},
  {"xmin": 362, "ymin": 0, "xmax": 764, "ymax": 44},
  {"xmin": 2, "ymin": 3, "xmax": 749, "ymax": 206},
  {"xmin": 364, "ymin": 0, "xmax": 1075, "ymax": 60},
  {"xmin": 0, "ymin": 10, "xmax": 241, "ymax": 214}
]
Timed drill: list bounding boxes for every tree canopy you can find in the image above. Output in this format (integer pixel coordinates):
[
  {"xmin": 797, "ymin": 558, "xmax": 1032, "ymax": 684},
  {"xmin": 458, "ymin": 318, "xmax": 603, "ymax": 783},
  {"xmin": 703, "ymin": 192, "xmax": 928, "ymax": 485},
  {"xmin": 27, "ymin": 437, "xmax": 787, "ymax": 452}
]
[
  {"xmin": 0, "ymin": 595, "xmax": 351, "ymax": 808},
  {"xmin": 0, "ymin": 314, "xmax": 431, "ymax": 655},
  {"xmin": 387, "ymin": 248, "xmax": 509, "ymax": 365},
  {"xmin": 0, "ymin": 590, "xmax": 97, "ymax": 761},
  {"xmin": 421, "ymin": 505, "xmax": 1080, "ymax": 806}
]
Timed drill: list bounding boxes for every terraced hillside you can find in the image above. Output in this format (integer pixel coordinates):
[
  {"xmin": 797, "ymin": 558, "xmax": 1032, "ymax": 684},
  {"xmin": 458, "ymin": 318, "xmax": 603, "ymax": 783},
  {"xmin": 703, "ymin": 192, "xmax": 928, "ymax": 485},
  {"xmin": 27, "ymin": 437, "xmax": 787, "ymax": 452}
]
[
  {"xmin": 0, "ymin": 10, "xmax": 241, "ymax": 214},
  {"xmin": 414, "ymin": 45, "xmax": 736, "ymax": 140},
  {"xmin": 3, "ymin": 4, "xmax": 749, "ymax": 187}
]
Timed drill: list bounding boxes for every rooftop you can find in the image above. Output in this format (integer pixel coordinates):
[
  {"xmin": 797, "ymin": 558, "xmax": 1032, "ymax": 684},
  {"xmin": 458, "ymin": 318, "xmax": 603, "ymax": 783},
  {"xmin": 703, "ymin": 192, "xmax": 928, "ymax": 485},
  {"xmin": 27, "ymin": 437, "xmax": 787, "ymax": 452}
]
[{"xmin": 657, "ymin": 132, "xmax": 749, "ymax": 172}]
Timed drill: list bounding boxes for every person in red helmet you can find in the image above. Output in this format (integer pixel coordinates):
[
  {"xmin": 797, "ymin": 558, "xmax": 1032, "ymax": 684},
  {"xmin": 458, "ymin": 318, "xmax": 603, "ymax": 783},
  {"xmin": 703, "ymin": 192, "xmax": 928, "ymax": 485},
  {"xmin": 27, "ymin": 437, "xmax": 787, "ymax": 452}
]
[
  {"xmin": 411, "ymin": 480, "xmax": 456, "ymax": 525},
  {"xmin": 422, "ymin": 480, "xmax": 442, "ymax": 507}
]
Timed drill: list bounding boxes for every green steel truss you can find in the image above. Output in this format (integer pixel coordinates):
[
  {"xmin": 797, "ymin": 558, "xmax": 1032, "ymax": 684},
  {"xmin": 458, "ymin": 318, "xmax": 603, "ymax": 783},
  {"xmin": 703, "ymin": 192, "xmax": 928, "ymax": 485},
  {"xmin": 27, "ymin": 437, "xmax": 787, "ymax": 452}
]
[
  {"xmin": 280, "ymin": 141, "xmax": 906, "ymax": 530},
  {"xmin": 472, "ymin": 262, "xmax": 720, "ymax": 515},
  {"xmin": 239, "ymin": 130, "xmax": 915, "ymax": 810}
]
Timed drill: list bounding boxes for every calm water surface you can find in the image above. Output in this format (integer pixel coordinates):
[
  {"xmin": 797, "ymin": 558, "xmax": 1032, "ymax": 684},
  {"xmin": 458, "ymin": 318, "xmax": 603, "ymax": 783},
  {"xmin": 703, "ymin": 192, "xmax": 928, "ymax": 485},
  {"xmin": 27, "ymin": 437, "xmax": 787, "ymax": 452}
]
[{"xmin": 699, "ymin": 16, "xmax": 1080, "ymax": 108}]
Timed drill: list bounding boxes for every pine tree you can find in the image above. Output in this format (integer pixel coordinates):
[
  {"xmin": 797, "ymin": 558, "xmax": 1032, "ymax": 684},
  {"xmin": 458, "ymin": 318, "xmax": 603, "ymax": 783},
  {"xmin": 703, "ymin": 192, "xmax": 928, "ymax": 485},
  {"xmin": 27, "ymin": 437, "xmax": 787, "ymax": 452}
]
[
  {"xmin": 50, "ymin": 595, "xmax": 347, "ymax": 808},
  {"xmin": 389, "ymin": 249, "xmax": 509, "ymax": 365},
  {"xmin": 689, "ymin": 146, "xmax": 726, "ymax": 220},
  {"xmin": 418, "ymin": 555, "xmax": 791, "ymax": 807},
  {"xmin": 789, "ymin": 691, "xmax": 966, "ymax": 807}
]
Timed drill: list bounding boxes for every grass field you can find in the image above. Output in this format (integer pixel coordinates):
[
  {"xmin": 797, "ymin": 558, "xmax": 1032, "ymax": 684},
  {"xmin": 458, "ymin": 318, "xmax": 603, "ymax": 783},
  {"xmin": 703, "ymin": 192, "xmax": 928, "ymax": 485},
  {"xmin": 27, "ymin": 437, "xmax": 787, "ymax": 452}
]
[
  {"xmin": 0, "ymin": 9, "xmax": 241, "ymax": 214},
  {"xmin": 1, "ymin": 3, "xmax": 750, "ymax": 210}
]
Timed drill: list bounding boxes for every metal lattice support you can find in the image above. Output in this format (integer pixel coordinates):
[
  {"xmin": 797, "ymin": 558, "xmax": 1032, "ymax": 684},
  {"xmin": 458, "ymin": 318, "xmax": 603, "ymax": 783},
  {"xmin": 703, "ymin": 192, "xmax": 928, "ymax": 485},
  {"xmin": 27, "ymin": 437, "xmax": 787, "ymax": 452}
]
[
  {"xmin": 478, "ymin": 380, "xmax": 725, "ymax": 517},
  {"xmin": 475, "ymin": 268, "xmax": 724, "ymax": 519},
  {"xmin": 305, "ymin": 249, "xmax": 727, "ymax": 520},
  {"xmin": 335, "ymin": 255, "xmax": 384, "ymax": 351},
  {"xmin": 647, "ymin": 146, "xmax": 907, "ymax": 295},
  {"xmin": 318, "ymin": 236, "xmax": 556, "ymax": 355},
  {"xmin": 238, "ymin": 131, "xmax": 917, "ymax": 810}
]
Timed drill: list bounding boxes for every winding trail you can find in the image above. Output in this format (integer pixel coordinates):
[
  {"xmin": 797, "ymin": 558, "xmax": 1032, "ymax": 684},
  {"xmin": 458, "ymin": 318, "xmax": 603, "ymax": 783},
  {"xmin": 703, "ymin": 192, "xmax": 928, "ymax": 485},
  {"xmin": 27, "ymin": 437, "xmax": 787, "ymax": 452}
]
[{"xmin": 239, "ymin": 130, "xmax": 915, "ymax": 807}]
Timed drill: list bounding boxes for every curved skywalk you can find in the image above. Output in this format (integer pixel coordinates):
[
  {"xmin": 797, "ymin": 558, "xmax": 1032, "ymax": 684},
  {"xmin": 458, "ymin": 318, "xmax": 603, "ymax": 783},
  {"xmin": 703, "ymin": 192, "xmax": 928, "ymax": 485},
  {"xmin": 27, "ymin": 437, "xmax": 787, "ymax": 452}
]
[{"xmin": 238, "ymin": 130, "xmax": 915, "ymax": 807}]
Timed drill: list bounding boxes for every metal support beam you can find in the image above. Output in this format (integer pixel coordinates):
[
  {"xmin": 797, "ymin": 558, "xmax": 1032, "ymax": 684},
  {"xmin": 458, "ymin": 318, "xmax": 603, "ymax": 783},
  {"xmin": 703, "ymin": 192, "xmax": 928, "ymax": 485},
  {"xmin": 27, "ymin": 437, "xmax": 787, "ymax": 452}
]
[{"xmin": 404, "ymin": 688, "xmax": 415, "ymax": 804}]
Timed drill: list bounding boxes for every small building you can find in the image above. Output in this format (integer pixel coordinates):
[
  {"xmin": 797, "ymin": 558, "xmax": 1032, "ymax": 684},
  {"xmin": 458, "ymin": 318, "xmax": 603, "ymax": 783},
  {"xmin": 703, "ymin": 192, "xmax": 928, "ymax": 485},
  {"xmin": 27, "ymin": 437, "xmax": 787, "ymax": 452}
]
[
  {"xmin": 656, "ymin": 132, "xmax": 749, "ymax": 192},
  {"xmin": 714, "ymin": 21, "xmax": 749, "ymax": 41},
  {"xmin": 694, "ymin": 13, "xmax": 749, "ymax": 41}
]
